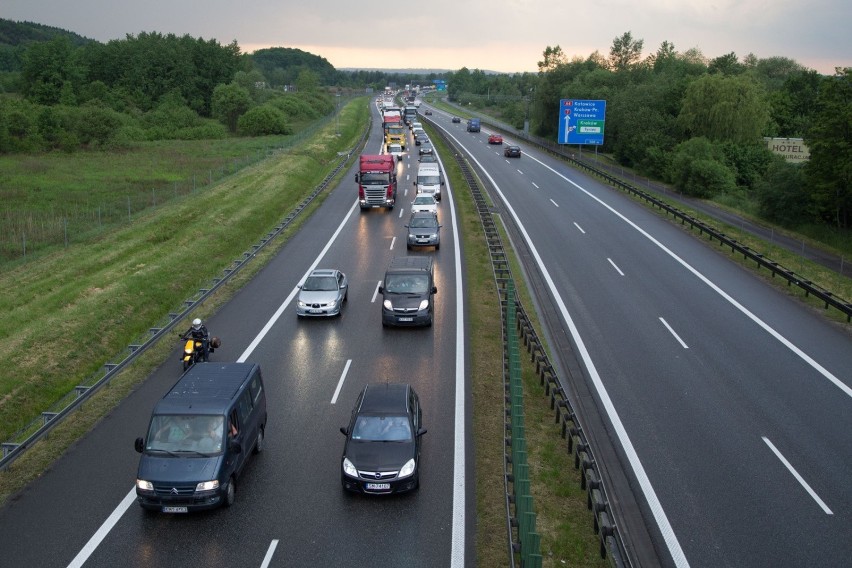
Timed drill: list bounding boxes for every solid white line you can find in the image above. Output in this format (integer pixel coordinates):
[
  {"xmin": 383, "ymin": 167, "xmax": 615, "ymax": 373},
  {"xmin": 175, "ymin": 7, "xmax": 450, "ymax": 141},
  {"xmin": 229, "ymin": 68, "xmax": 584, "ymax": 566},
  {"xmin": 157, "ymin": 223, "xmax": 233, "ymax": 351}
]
[
  {"xmin": 372, "ymin": 280, "xmax": 382, "ymax": 303},
  {"xmin": 66, "ymin": 489, "xmax": 137, "ymax": 568},
  {"xmin": 390, "ymin": 236, "xmax": 397, "ymax": 250},
  {"xmin": 68, "ymin": 200, "xmax": 362, "ymax": 568},
  {"xmin": 438, "ymin": 133, "xmax": 691, "ymax": 567},
  {"xmin": 608, "ymin": 258, "xmax": 624, "ymax": 276},
  {"xmin": 574, "ymin": 222, "xmax": 585, "ymax": 234},
  {"xmin": 238, "ymin": 200, "xmax": 359, "ymax": 363},
  {"xmin": 762, "ymin": 437, "xmax": 833, "ymax": 515},
  {"xmin": 660, "ymin": 318, "xmax": 689, "ymax": 349},
  {"xmin": 549, "ymin": 199, "xmax": 559, "ymax": 207},
  {"xmin": 532, "ymin": 182, "xmax": 539, "ymax": 189},
  {"xmin": 260, "ymin": 540, "xmax": 279, "ymax": 568},
  {"xmin": 331, "ymin": 360, "xmax": 352, "ymax": 404},
  {"xmin": 434, "ymin": 149, "xmax": 467, "ymax": 568}
]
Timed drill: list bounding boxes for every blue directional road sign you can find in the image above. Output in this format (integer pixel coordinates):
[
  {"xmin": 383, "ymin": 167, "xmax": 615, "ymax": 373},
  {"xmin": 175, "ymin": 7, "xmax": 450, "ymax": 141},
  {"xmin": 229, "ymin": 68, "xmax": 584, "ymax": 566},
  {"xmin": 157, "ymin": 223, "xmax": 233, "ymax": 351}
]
[{"xmin": 558, "ymin": 99, "xmax": 606, "ymax": 145}]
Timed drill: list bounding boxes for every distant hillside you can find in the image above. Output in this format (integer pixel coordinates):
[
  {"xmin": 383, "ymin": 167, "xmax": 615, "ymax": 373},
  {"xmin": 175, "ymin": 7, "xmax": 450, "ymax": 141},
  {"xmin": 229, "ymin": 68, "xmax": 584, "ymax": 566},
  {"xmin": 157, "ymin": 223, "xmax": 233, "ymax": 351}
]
[
  {"xmin": 0, "ymin": 18, "xmax": 96, "ymax": 73},
  {"xmin": 249, "ymin": 47, "xmax": 337, "ymax": 87},
  {"xmin": 0, "ymin": 18, "xmax": 94, "ymax": 47}
]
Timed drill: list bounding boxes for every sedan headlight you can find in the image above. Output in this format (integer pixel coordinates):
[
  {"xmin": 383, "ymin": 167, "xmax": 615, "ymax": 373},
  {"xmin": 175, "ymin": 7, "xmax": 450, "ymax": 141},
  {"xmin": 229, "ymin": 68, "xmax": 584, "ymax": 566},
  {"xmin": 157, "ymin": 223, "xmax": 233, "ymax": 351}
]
[
  {"xmin": 136, "ymin": 479, "xmax": 154, "ymax": 491},
  {"xmin": 343, "ymin": 458, "xmax": 359, "ymax": 478},
  {"xmin": 418, "ymin": 299, "xmax": 429, "ymax": 311},
  {"xmin": 398, "ymin": 458, "xmax": 416, "ymax": 478},
  {"xmin": 327, "ymin": 299, "xmax": 337, "ymax": 308},
  {"xmin": 297, "ymin": 300, "xmax": 307, "ymax": 308},
  {"xmin": 195, "ymin": 480, "xmax": 219, "ymax": 492},
  {"xmin": 383, "ymin": 299, "xmax": 394, "ymax": 310}
]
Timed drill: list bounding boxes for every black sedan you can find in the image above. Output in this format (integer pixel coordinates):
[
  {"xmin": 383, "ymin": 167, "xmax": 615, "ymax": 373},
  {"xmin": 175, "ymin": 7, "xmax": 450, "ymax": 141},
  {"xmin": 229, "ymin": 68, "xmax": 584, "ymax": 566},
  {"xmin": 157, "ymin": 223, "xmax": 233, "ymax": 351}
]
[
  {"xmin": 340, "ymin": 383, "xmax": 426, "ymax": 494},
  {"xmin": 451, "ymin": 116, "xmax": 461, "ymax": 123},
  {"xmin": 504, "ymin": 145, "xmax": 522, "ymax": 158}
]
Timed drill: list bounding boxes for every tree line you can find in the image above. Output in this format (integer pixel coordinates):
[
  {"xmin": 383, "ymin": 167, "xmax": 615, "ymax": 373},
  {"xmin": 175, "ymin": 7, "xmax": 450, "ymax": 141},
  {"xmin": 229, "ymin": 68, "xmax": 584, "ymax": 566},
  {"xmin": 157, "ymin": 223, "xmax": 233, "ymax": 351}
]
[{"xmin": 445, "ymin": 33, "xmax": 851, "ymax": 231}]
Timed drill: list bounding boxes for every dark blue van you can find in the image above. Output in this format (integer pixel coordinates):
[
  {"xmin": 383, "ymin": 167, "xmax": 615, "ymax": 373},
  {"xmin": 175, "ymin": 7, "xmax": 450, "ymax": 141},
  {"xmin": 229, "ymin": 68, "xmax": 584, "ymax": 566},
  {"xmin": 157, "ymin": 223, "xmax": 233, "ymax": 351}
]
[
  {"xmin": 466, "ymin": 118, "xmax": 481, "ymax": 132},
  {"xmin": 134, "ymin": 362, "xmax": 267, "ymax": 513}
]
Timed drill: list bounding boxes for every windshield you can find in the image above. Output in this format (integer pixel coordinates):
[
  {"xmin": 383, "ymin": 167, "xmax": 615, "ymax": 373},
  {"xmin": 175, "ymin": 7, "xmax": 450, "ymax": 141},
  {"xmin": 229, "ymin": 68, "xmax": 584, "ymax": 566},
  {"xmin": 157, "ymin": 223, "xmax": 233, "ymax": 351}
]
[
  {"xmin": 360, "ymin": 172, "xmax": 390, "ymax": 185},
  {"xmin": 413, "ymin": 196, "xmax": 435, "ymax": 205},
  {"xmin": 384, "ymin": 274, "xmax": 430, "ymax": 294},
  {"xmin": 410, "ymin": 217, "xmax": 438, "ymax": 229},
  {"xmin": 146, "ymin": 414, "xmax": 224, "ymax": 453},
  {"xmin": 352, "ymin": 415, "xmax": 412, "ymax": 442},
  {"xmin": 417, "ymin": 175, "xmax": 440, "ymax": 185},
  {"xmin": 303, "ymin": 275, "xmax": 338, "ymax": 291}
]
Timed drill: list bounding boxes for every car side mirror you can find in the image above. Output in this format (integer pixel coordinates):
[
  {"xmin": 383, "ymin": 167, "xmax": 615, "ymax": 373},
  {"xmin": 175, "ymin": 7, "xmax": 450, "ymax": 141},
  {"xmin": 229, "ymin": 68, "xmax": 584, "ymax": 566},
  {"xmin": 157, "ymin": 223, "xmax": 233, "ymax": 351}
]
[
  {"xmin": 134, "ymin": 437, "xmax": 144, "ymax": 453},
  {"xmin": 378, "ymin": 285, "xmax": 384, "ymax": 294},
  {"xmin": 340, "ymin": 426, "xmax": 349, "ymax": 436},
  {"xmin": 432, "ymin": 286, "xmax": 438, "ymax": 294},
  {"xmin": 354, "ymin": 173, "xmax": 360, "ymax": 182},
  {"xmin": 416, "ymin": 428, "xmax": 427, "ymax": 437},
  {"xmin": 404, "ymin": 224, "xmax": 409, "ymax": 228},
  {"xmin": 413, "ymin": 180, "xmax": 417, "ymax": 185}
]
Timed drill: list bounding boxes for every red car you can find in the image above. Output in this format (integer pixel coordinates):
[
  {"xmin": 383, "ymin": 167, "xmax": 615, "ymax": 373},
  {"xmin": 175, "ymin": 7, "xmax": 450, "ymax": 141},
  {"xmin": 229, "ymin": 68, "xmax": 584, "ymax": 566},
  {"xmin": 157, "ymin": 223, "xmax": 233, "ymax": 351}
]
[{"xmin": 488, "ymin": 133, "xmax": 503, "ymax": 145}]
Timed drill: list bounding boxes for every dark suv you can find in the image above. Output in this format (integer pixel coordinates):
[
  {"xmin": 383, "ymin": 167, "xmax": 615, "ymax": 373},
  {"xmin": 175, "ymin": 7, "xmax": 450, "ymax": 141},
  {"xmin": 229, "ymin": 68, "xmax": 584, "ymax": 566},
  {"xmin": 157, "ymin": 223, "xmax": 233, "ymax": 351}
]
[{"xmin": 379, "ymin": 256, "xmax": 438, "ymax": 327}]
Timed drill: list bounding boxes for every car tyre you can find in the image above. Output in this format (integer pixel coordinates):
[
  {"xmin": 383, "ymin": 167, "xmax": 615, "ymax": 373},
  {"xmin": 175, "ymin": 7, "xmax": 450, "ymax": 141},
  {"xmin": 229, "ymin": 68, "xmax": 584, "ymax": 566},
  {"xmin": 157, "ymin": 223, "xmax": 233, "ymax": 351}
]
[{"xmin": 223, "ymin": 477, "xmax": 236, "ymax": 507}]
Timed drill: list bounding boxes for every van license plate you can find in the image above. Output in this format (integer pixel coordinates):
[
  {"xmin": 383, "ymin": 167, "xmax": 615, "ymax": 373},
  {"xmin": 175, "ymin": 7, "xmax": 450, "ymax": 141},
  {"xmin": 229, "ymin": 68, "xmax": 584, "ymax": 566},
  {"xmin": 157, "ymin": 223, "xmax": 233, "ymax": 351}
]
[
  {"xmin": 398, "ymin": 317, "xmax": 413, "ymax": 322},
  {"xmin": 366, "ymin": 483, "xmax": 390, "ymax": 490},
  {"xmin": 162, "ymin": 506, "xmax": 188, "ymax": 513}
]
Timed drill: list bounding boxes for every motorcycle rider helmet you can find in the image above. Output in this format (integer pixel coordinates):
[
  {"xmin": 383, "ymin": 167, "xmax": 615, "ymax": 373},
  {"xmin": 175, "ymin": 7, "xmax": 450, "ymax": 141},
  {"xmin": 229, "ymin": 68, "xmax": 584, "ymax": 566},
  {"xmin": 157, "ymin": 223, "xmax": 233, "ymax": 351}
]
[{"xmin": 192, "ymin": 318, "xmax": 202, "ymax": 330}]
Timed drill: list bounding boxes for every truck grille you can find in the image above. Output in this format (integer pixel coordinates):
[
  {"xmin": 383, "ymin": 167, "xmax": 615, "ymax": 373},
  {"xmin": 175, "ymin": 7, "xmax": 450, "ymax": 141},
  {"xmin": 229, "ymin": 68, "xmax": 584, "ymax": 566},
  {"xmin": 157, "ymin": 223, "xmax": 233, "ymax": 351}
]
[{"xmin": 364, "ymin": 186, "xmax": 388, "ymax": 204}]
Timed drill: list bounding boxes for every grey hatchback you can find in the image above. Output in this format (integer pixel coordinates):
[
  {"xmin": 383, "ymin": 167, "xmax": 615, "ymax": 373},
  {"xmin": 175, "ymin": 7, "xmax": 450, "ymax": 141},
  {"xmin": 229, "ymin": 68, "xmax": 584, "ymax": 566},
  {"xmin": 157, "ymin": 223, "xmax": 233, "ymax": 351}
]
[
  {"xmin": 296, "ymin": 269, "xmax": 348, "ymax": 317},
  {"xmin": 405, "ymin": 211, "xmax": 441, "ymax": 250}
]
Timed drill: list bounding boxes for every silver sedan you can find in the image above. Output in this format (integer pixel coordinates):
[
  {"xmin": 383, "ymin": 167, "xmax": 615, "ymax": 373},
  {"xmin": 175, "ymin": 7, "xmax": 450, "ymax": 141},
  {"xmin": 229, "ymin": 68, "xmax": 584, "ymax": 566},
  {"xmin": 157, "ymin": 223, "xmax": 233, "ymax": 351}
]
[{"xmin": 296, "ymin": 269, "xmax": 348, "ymax": 317}]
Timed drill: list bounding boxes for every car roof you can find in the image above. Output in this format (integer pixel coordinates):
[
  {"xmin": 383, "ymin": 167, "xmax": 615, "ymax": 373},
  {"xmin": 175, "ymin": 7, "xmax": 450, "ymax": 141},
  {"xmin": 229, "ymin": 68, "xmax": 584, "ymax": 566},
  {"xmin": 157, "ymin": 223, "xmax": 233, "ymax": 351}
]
[{"xmin": 358, "ymin": 383, "xmax": 411, "ymax": 414}]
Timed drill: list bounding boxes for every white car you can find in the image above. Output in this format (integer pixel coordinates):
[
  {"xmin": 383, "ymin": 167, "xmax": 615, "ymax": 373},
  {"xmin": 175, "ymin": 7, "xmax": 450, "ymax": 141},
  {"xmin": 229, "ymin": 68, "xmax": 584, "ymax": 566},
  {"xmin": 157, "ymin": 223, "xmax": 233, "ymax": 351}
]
[
  {"xmin": 387, "ymin": 143, "xmax": 404, "ymax": 160},
  {"xmin": 411, "ymin": 194, "xmax": 438, "ymax": 216}
]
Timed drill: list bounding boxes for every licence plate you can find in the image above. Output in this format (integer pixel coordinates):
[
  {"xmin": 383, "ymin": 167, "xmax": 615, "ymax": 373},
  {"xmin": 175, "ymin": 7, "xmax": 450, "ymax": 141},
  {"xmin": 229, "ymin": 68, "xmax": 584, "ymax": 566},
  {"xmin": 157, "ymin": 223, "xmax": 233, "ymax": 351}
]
[
  {"xmin": 162, "ymin": 506, "xmax": 188, "ymax": 513},
  {"xmin": 309, "ymin": 309, "xmax": 323, "ymax": 314},
  {"xmin": 417, "ymin": 239, "xmax": 429, "ymax": 243},
  {"xmin": 398, "ymin": 317, "xmax": 413, "ymax": 322},
  {"xmin": 366, "ymin": 483, "xmax": 390, "ymax": 490}
]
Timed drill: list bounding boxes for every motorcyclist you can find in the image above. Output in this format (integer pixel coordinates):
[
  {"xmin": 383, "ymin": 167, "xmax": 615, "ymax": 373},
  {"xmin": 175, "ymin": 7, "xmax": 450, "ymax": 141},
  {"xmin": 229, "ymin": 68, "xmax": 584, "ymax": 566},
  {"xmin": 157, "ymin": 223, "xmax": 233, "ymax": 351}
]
[{"xmin": 181, "ymin": 318, "xmax": 210, "ymax": 361}]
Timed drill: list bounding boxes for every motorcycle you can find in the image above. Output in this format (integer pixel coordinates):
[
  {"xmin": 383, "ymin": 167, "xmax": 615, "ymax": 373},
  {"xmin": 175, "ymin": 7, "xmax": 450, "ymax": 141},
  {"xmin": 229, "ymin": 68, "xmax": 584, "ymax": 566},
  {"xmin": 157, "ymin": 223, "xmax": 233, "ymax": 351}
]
[{"xmin": 180, "ymin": 335, "xmax": 221, "ymax": 371}]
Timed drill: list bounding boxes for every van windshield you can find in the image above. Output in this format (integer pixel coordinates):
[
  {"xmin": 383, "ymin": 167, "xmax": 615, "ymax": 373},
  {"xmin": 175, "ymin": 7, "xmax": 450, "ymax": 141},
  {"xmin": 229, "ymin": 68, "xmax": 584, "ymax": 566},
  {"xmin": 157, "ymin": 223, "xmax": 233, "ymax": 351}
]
[
  {"xmin": 384, "ymin": 274, "xmax": 430, "ymax": 294},
  {"xmin": 417, "ymin": 175, "xmax": 440, "ymax": 185},
  {"xmin": 146, "ymin": 414, "xmax": 225, "ymax": 454}
]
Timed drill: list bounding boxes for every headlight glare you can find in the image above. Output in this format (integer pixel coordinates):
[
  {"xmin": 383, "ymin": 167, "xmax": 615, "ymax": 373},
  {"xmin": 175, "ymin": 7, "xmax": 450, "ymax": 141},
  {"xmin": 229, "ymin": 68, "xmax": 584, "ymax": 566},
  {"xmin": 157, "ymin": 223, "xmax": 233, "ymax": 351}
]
[
  {"xmin": 343, "ymin": 458, "xmax": 359, "ymax": 477},
  {"xmin": 398, "ymin": 458, "xmax": 416, "ymax": 478}
]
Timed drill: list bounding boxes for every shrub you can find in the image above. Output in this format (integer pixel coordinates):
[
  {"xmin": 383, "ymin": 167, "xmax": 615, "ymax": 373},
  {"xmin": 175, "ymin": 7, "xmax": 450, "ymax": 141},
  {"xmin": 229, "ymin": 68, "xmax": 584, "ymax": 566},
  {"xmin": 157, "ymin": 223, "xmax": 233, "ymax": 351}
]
[{"xmin": 238, "ymin": 105, "xmax": 291, "ymax": 136}]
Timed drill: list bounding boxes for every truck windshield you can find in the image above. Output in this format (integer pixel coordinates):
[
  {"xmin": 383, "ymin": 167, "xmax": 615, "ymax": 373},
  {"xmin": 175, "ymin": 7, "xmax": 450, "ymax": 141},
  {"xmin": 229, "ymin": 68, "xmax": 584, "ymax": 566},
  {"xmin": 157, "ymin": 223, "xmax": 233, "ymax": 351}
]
[
  {"xmin": 417, "ymin": 175, "xmax": 440, "ymax": 185},
  {"xmin": 388, "ymin": 126, "xmax": 405, "ymax": 135},
  {"xmin": 146, "ymin": 414, "xmax": 225, "ymax": 454},
  {"xmin": 360, "ymin": 172, "xmax": 390, "ymax": 185}
]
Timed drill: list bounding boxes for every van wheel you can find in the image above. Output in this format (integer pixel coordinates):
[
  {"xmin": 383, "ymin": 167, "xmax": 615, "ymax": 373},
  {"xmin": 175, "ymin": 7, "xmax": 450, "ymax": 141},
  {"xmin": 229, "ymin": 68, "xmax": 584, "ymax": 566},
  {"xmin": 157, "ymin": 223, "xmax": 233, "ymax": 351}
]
[
  {"xmin": 223, "ymin": 478, "xmax": 236, "ymax": 507},
  {"xmin": 253, "ymin": 427, "xmax": 264, "ymax": 454}
]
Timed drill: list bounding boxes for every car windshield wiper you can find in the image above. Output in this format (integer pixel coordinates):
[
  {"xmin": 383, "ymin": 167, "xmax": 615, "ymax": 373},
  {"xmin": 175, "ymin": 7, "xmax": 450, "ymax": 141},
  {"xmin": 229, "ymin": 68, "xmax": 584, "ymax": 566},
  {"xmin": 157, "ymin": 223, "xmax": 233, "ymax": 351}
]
[
  {"xmin": 173, "ymin": 450, "xmax": 215, "ymax": 457},
  {"xmin": 147, "ymin": 448, "xmax": 180, "ymax": 457}
]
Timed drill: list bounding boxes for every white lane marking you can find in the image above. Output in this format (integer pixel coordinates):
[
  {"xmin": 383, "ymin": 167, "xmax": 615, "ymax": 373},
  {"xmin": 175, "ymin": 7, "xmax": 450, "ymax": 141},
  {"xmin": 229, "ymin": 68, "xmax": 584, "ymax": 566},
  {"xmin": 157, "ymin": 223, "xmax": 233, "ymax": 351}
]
[
  {"xmin": 260, "ymin": 540, "xmax": 279, "ymax": 568},
  {"xmin": 433, "ymin": 151, "xmax": 467, "ymax": 568},
  {"xmin": 68, "ymin": 201, "xmax": 362, "ymax": 568},
  {"xmin": 522, "ymin": 151, "xmax": 852, "ymax": 400},
  {"xmin": 532, "ymin": 182, "xmax": 539, "ymax": 189},
  {"xmin": 517, "ymin": 169, "xmax": 524, "ymax": 175},
  {"xmin": 66, "ymin": 489, "xmax": 137, "ymax": 568},
  {"xmin": 574, "ymin": 222, "xmax": 585, "ymax": 234},
  {"xmin": 549, "ymin": 199, "xmax": 559, "ymax": 208},
  {"xmin": 398, "ymin": 207, "xmax": 405, "ymax": 219},
  {"xmin": 390, "ymin": 236, "xmax": 397, "ymax": 250},
  {"xmin": 238, "ymin": 200, "xmax": 359, "ymax": 362},
  {"xmin": 404, "ymin": 187, "xmax": 409, "ymax": 197},
  {"xmin": 763, "ymin": 437, "xmax": 833, "ymax": 515},
  {"xmin": 372, "ymin": 280, "xmax": 382, "ymax": 303},
  {"xmin": 435, "ymin": 130, "xmax": 691, "ymax": 567},
  {"xmin": 660, "ymin": 318, "xmax": 688, "ymax": 349},
  {"xmin": 331, "ymin": 360, "xmax": 352, "ymax": 404},
  {"xmin": 608, "ymin": 258, "xmax": 624, "ymax": 276}
]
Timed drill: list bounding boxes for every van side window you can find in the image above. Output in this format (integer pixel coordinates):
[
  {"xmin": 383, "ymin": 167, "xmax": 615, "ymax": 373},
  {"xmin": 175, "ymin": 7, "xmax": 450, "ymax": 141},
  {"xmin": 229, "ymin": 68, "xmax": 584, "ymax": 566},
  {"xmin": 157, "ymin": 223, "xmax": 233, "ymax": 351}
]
[
  {"xmin": 249, "ymin": 375, "xmax": 262, "ymax": 405},
  {"xmin": 237, "ymin": 391, "xmax": 253, "ymax": 426},
  {"xmin": 228, "ymin": 409, "xmax": 239, "ymax": 437}
]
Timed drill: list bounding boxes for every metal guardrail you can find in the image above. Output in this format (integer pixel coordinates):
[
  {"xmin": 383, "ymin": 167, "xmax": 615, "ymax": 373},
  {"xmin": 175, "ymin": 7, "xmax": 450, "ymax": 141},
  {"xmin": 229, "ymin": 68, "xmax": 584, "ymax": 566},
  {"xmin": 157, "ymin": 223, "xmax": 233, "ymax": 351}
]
[
  {"xmin": 460, "ymin": 109, "xmax": 852, "ymax": 323},
  {"xmin": 0, "ymin": 116, "xmax": 371, "ymax": 471},
  {"xmin": 429, "ymin": 118, "xmax": 629, "ymax": 567}
]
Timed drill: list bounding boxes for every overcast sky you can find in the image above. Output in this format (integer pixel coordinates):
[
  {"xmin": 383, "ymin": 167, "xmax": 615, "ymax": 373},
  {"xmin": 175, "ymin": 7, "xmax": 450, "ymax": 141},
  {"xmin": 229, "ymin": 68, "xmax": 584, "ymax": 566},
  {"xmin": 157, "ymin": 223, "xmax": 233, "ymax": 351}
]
[{"xmin": 4, "ymin": 1, "xmax": 850, "ymax": 74}]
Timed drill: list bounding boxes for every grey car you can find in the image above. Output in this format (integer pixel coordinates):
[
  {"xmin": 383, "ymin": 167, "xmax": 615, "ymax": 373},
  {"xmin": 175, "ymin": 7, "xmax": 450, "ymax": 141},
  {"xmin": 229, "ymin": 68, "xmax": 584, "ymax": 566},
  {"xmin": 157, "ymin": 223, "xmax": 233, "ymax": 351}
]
[
  {"xmin": 296, "ymin": 269, "xmax": 348, "ymax": 317},
  {"xmin": 405, "ymin": 211, "xmax": 441, "ymax": 250}
]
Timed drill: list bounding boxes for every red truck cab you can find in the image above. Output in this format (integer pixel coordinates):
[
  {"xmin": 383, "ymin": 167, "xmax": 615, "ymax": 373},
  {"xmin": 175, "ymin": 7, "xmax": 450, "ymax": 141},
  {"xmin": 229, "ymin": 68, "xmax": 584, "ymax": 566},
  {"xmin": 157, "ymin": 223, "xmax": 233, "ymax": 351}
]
[{"xmin": 356, "ymin": 154, "xmax": 397, "ymax": 210}]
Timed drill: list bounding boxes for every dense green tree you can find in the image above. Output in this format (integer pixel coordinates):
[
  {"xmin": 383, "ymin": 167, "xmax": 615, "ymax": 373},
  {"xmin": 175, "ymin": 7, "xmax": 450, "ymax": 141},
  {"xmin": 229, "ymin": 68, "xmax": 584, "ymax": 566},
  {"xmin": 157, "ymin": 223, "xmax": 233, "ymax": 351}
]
[
  {"xmin": 755, "ymin": 158, "xmax": 812, "ymax": 226},
  {"xmin": 21, "ymin": 36, "xmax": 83, "ymax": 105},
  {"xmin": 238, "ymin": 104, "xmax": 290, "ymax": 135},
  {"xmin": 709, "ymin": 52, "xmax": 744, "ymax": 75},
  {"xmin": 677, "ymin": 73, "xmax": 769, "ymax": 143},
  {"xmin": 211, "ymin": 82, "xmax": 251, "ymax": 133},
  {"xmin": 804, "ymin": 69, "xmax": 852, "ymax": 228},
  {"xmin": 668, "ymin": 137, "xmax": 737, "ymax": 197}
]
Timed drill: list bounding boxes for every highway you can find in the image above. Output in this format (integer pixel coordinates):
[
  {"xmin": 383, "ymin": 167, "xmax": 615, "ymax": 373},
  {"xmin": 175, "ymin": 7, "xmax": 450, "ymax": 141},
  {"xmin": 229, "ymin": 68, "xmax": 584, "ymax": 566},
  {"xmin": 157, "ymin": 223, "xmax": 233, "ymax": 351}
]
[
  {"xmin": 422, "ymin": 106, "xmax": 852, "ymax": 567},
  {"xmin": 0, "ymin": 102, "xmax": 471, "ymax": 568},
  {"xmin": 1, "ymin": 97, "xmax": 850, "ymax": 568}
]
